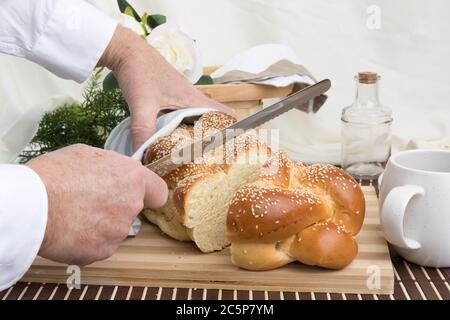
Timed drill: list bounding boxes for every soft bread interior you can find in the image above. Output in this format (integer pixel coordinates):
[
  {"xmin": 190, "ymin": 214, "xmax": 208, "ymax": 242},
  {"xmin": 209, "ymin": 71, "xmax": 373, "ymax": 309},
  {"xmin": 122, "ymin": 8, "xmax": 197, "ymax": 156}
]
[
  {"xmin": 143, "ymin": 154, "xmax": 268, "ymax": 252},
  {"xmin": 184, "ymin": 157, "xmax": 268, "ymax": 252}
]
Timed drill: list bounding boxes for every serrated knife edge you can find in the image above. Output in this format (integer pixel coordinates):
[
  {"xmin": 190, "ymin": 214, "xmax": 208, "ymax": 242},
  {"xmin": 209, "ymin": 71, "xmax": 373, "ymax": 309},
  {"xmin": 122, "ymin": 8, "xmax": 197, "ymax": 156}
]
[{"xmin": 146, "ymin": 79, "xmax": 331, "ymax": 176}]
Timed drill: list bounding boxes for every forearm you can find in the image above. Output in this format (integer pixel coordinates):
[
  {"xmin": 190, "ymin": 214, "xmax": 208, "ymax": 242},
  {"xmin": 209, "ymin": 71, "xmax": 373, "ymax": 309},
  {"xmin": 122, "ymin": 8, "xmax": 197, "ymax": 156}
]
[
  {"xmin": 98, "ymin": 25, "xmax": 146, "ymax": 72},
  {"xmin": 98, "ymin": 25, "xmax": 191, "ymax": 107}
]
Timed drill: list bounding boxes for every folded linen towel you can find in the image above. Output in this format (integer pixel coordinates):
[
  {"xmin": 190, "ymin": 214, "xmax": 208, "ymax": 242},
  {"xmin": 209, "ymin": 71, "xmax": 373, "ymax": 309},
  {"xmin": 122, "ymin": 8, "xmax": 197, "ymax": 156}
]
[{"xmin": 210, "ymin": 43, "xmax": 326, "ymax": 113}]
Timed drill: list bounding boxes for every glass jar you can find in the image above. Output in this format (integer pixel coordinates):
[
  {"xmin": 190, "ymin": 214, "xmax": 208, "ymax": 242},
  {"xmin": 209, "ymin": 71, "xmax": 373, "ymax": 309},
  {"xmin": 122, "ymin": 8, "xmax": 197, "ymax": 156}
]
[{"xmin": 341, "ymin": 72, "xmax": 393, "ymax": 179}]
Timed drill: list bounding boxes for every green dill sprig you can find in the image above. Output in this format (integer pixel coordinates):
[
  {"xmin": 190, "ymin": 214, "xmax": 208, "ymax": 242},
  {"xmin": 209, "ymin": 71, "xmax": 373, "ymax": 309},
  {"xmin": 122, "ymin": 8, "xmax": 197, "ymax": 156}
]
[{"xmin": 18, "ymin": 70, "xmax": 130, "ymax": 163}]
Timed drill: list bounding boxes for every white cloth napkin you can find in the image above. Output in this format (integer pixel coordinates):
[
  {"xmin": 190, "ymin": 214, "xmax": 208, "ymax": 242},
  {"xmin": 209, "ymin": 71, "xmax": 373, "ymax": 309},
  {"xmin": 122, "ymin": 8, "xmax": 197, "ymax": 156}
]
[{"xmin": 105, "ymin": 108, "xmax": 214, "ymax": 159}]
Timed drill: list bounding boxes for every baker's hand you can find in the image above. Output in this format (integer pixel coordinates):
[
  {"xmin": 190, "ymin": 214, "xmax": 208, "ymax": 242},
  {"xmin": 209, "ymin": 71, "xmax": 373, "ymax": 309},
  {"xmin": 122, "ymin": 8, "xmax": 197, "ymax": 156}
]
[
  {"xmin": 98, "ymin": 25, "xmax": 234, "ymax": 151},
  {"xmin": 26, "ymin": 144, "xmax": 168, "ymax": 266}
]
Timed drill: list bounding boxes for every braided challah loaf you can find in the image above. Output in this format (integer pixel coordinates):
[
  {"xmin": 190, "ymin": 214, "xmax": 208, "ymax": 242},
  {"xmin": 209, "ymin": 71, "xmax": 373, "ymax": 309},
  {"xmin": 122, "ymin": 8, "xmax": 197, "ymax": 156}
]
[
  {"xmin": 227, "ymin": 151, "xmax": 365, "ymax": 270},
  {"xmin": 142, "ymin": 111, "xmax": 365, "ymax": 269}
]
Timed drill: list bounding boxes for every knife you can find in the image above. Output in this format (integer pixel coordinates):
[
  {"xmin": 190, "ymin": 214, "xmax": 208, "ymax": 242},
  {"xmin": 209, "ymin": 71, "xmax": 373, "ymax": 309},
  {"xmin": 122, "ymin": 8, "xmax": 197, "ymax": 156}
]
[{"xmin": 146, "ymin": 79, "xmax": 331, "ymax": 176}]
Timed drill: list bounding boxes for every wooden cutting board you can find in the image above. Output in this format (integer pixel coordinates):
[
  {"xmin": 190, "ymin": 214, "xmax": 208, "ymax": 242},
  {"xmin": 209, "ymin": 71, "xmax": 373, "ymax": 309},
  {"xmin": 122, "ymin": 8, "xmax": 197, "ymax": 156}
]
[{"xmin": 22, "ymin": 186, "xmax": 394, "ymax": 294}]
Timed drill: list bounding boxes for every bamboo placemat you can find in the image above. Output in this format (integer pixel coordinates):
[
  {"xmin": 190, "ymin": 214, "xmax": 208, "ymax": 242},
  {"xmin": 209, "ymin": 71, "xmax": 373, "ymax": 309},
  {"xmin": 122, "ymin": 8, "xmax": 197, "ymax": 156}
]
[{"xmin": 2, "ymin": 180, "xmax": 450, "ymax": 300}]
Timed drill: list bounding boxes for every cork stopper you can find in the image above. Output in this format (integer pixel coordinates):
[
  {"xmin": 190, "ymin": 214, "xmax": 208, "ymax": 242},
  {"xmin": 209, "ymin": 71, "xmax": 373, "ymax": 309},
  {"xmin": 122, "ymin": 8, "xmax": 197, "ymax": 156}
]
[{"xmin": 358, "ymin": 72, "xmax": 379, "ymax": 84}]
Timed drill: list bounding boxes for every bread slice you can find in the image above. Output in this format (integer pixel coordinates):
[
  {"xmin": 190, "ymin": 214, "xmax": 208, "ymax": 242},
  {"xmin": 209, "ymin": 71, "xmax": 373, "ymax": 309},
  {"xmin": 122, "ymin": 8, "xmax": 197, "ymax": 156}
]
[
  {"xmin": 174, "ymin": 146, "xmax": 270, "ymax": 252},
  {"xmin": 142, "ymin": 111, "xmax": 271, "ymax": 252},
  {"xmin": 144, "ymin": 189, "xmax": 191, "ymax": 241}
]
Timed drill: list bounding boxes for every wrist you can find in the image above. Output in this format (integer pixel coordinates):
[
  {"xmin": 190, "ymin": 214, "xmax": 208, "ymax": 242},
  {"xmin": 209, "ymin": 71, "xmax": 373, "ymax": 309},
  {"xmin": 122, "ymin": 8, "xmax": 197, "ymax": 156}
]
[
  {"xmin": 24, "ymin": 162, "xmax": 52, "ymax": 257},
  {"xmin": 98, "ymin": 25, "xmax": 147, "ymax": 73}
]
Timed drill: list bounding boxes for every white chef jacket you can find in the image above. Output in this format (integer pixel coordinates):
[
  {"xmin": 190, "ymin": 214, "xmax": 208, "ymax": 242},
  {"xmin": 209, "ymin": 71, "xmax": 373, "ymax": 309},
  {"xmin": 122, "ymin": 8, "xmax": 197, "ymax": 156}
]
[{"xmin": 0, "ymin": 0, "xmax": 117, "ymax": 291}]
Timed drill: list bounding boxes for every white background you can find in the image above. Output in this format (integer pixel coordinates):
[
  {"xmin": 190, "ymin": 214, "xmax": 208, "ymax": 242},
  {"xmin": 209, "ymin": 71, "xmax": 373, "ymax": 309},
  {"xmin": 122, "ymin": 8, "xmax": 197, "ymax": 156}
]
[{"xmin": 1, "ymin": 0, "xmax": 449, "ymax": 163}]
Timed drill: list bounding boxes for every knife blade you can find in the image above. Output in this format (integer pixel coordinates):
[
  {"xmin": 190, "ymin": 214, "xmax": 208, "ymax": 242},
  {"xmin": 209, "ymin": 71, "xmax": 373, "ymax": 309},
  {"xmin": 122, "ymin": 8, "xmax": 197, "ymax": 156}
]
[{"xmin": 146, "ymin": 79, "xmax": 331, "ymax": 176}]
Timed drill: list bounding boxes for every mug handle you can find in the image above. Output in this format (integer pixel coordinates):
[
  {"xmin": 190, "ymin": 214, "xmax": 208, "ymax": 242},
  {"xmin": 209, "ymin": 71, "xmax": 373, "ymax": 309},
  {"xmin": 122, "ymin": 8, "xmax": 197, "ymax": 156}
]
[{"xmin": 380, "ymin": 185, "xmax": 424, "ymax": 249}]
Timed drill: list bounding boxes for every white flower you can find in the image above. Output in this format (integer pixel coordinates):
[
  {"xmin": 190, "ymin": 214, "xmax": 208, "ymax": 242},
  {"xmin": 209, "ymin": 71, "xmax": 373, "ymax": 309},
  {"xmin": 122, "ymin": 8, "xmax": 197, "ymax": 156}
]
[
  {"xmin": 147, "ymin": 22, "xmax": 202, "ymax": 84},
  {"xmin": 112, "ymin": 12, "xmax": 145, "ymax": 36}
]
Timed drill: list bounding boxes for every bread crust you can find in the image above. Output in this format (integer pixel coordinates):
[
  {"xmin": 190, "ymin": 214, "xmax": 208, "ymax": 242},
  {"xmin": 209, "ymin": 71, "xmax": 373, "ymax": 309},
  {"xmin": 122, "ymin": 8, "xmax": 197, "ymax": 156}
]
[{"xmin": 227, "ymin": 151, "xmax": 365, "ymax": 270}]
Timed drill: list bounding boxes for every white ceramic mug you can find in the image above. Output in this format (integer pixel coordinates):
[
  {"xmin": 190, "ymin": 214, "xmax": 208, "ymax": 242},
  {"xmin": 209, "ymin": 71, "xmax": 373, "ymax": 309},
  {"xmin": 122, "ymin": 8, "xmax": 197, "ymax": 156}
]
[{"xmin": 379, "ymin": 149, "xmax": 450, "ymax": 267}]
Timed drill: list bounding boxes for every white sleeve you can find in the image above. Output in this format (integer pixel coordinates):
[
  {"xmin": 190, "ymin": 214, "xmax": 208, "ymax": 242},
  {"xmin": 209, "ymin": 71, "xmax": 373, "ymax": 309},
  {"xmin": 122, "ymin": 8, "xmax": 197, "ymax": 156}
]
[
  {"xmin": 0, "ymin": 0, "xmax": 117, "ymax": 83},
  {"xmin": 0, "ymin": 165, "xmax": 48, "ymax": 291}
]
